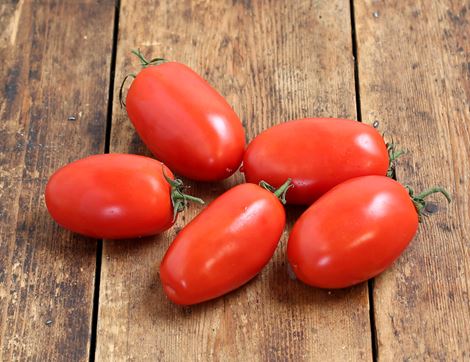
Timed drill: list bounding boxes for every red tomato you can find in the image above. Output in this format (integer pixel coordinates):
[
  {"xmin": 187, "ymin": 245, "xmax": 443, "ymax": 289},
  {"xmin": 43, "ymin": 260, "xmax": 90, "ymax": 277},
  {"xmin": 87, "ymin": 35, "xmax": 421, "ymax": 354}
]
[
  {"xmin": 159, "ymin": 181, "xmax": 291, "ymax": 305},
  {"xmin": 125, "ymin": 53, "xmax": 245, "ymax": 181},
  {"xmin": 287, "ymin": 176, "xmax": 449, "ymax": 289},
  {"xmin": 45, "ymin": 154, "xmax": 203, "ymax": 239},
  {"xmin": 243, "ymin": 118, "xmax": 389, "ymax": 204}
]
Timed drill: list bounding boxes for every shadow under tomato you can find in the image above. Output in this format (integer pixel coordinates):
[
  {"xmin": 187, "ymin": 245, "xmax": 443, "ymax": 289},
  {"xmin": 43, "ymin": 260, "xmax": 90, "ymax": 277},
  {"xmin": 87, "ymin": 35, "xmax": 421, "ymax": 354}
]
[
  {"xmin": 265, "ymin": 251, "xmax": 367, "ymax": 307},
  {"xmin": 285, "ymin": 204, "xmax": 308, "ymax": 221},
  {"xmin": 101, "ymin": 233, "xmax": 162, "ymax": 255},
  {"xmin": 38, "ymin": 203, "xmax": 98, "ymax": 256},
  {"xmin": 142, "ymin": 269, "xmax": 263, "ymax": 323}
]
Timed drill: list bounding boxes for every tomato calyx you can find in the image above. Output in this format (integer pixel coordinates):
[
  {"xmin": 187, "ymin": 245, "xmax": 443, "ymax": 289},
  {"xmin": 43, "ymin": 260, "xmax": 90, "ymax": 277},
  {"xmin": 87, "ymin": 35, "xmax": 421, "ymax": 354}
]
[
  {"xmin": 131, "ymin": 49, "xmax": 167, "ymax": 68},
  {"xmin": 119, "ymin": 73, "xmax": 136, "ymax": 108},
  {"xmin": 119, "ymin": 50, "xmax": 168, "ymax": 108},
  {"xmin": 259, "ymin": 178, "xmax": 293, "ymax": 205},
  {"xmin": 386, "ymin": 141, "xmax": 405, "ymax": 178},
  {"xmin": 406, "ymin": 186, "xmax": 451, "ymax": 222},
  {"xmin": 162, "ymin": 168, "xmax": 205, "ymax": 221}
]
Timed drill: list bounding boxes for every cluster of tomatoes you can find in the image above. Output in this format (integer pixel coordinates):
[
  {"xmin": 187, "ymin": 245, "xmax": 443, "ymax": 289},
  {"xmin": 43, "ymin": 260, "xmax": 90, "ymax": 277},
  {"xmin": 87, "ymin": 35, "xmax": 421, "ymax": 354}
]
[{"xmin": 45, "ymin": 51, "xmax": 450, "ymax": 306}]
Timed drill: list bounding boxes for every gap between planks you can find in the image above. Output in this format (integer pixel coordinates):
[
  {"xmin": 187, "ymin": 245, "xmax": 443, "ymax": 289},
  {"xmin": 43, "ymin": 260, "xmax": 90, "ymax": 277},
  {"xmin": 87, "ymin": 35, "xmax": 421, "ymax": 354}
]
[
  {"xmin": 349, "ymin": 0, "xmax": 378, "ymax": 360},
  {"xmin": 89, "ymin": 1, "xmax": 122, "ymax": 361}
]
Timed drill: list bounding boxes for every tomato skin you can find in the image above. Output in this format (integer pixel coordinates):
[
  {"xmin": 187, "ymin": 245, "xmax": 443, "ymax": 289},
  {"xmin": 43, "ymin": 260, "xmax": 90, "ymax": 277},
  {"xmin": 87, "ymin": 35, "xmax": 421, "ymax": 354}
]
[
  {"xmin": 243, "ymin": 118, "xmax": 389, "ymax": 204},
  {"xmin": 287, "ymin": 176, "xmax": 419, "ymax": 289},
  {"xmin": 160, "ymin": 183, "xmax": 285, "ymax": 305},
  {"xmin": 45, "ymin": 154, "xmax": 175, "ymax": 239},
  {"xmin": 126, "ymin": 62, "xmax": 245, "ymax": 181}
]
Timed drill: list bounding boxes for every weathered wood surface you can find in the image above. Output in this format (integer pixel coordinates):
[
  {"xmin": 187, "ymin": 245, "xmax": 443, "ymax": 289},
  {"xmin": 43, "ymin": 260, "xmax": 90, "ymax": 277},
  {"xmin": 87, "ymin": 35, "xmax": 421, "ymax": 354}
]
[
  {"xmin": 2, "ymin": 0, "xmax": 469, "ymax": 360},
  {"xmin": 96, "ymin": 0, "xmax": 372, "ymax": 361},
  {"xmin": 355, "ymin": 0, "xmax": 470, "ymax": 360},
  {"xmin": 0, "ymin": 0, "xmax": 115, "ymax": 360}
]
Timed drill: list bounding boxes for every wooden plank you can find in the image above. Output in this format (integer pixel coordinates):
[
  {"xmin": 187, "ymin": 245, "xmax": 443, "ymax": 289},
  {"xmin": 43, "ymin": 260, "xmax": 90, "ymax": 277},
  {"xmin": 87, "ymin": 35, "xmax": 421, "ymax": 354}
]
[
  {"xmin": 0, "ymin": 0, "xmax": 115, "ymax": 360},
  {"xmin": 355, "ymin": 0, "xmax": 470, "ymax": 359},
  {"xmin": 97, "ymin": 0, "xmax": 372, "ymax": 361}
]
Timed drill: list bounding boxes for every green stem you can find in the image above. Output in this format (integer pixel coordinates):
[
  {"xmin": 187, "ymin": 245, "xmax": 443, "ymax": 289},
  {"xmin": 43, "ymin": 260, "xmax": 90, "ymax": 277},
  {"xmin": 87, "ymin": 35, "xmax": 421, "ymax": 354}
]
[
  {"xmin": 260, "ymin": 178, "xmax": 293, "ymax": 205},
  {"xmin": 131, "ymin": 49, "xmax": 166, "ymax": 68},
  {"xmin": 162, "ymin": 167, "xmax": 204, "ymax": 221},
  {"xmin": 386, "ymin": 141, "xmax": 405, "ymax": 178},
  {"xmin": 406, "ymin": 185, "xmax": 451, "ymax": 222},
  {"xmin": 119, "ymin": 73, "xmax": 136, "ymax": 108},
  {"xmin": 415, "ymin": 187, "xmax": 451, "ymax": 203},
  {"xmin": 131, "ymin": 49, "xmax": 148, "ymax": 66},
  {"xmin": 172, "ymin": 192, "xmax": 205, "ymax": 204},
  {"xmin": 258, "ymin": 181, "xmax": 274, "ymax": 192},
  {"xmin": 274, "ymin": 179, "xmax": 293, "ymax": 198}
]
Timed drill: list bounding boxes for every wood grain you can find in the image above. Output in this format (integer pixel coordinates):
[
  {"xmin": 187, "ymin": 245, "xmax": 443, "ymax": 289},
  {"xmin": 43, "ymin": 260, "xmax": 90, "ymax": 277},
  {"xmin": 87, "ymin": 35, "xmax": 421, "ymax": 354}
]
[
  {"xmin": 0, "ymin": 0, "xmax": 115, "ymax": 360},
  {"xmin": 355, "ymin": 0, "xmax": 470, "ymax": 360},
  {"xmin": 97, "ymin": 1, "xmax": 372, "ymax": 361}
]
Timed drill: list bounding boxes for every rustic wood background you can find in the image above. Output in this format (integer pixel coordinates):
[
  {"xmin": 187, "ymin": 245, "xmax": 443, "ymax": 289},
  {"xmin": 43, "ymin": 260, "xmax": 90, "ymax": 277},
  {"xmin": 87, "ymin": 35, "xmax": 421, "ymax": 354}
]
[{"xmin": 1, "ymin": 0, "xmax": 468, "ymax": 361}]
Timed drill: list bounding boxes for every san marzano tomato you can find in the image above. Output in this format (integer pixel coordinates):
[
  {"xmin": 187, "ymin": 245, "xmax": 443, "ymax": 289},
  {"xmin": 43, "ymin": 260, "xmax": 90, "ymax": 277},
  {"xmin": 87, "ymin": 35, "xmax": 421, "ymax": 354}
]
[
  {"xmin": 160, "ymin": 180, "xmax": 292, "ymax": 305},
  {"xmin": 45, "ymin": 154, "xmax": 203, "ymax": 239},
  {"xmin": 243, "ymin": 118, "xmax": 389, "ymax": 204},
  {"xmin": 287, "ymin": 175, "xmax": 450, "ymax": 289},
  {"xmin": 124, "ymin": 51, "xmax": 245, "ymax": 181}
]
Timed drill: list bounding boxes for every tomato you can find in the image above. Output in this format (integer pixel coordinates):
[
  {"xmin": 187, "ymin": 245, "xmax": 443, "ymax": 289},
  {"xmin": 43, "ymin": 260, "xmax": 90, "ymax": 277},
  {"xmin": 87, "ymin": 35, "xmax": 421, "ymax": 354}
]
[
  {"xmin": 45, "ymin": 154, "xmax": 203, "ymax": 239},
  {"xmin": 287, "ymin": 175, "xmax": 450, "ymax": 289},
  {"xmin": 159, "ymin": 180, "xmax": 292, "ymax": 305},
  {"xmin": 124, "ymin": 51, "xmax": 245, "ymax": 181},
  {"xmin": 243, "ymin": 118, "xmax": 389, "ymax": 204}
]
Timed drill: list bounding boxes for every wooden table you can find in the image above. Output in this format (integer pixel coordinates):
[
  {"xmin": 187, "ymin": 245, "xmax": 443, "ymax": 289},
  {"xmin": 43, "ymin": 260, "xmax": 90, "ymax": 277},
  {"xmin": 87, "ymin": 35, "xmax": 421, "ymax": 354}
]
[{"xmin": 1, "ymin": 1, "xmax": 468, "ymax": 361}]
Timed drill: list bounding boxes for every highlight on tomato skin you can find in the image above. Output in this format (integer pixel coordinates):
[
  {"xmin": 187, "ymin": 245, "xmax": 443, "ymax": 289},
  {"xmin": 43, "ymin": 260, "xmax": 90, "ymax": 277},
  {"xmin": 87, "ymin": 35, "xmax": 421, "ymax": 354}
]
[
  {"xmin": 287, "ymin": 175, "xmax": 450, "ymax": 289},
  {"xmin": 44, "ymin": 154, "xmax": 203, "ymax": 240},
  {"xmin": 123, "ymin": 51, "xmax": 246, "ymax": 182},
  {"xmin": 243, "ymin": 118, "xmax": 389, "ymax": 205},
  {"xmin": 159, "ymin": 181, "xmax": 291, "ymax": 306}
]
